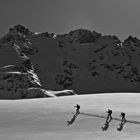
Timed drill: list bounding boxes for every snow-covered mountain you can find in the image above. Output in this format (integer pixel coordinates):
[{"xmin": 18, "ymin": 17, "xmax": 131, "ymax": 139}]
[{"xmin": 0, "ymin": 25, "xmax": 140, "ymax": 99}]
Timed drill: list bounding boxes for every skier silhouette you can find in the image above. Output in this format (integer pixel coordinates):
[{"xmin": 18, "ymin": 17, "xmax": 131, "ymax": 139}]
[
  {"xmin": 74, "ymin": 104, "xmax": 80, "ymax": 116},
  {"xmin": 67, "ymin": 104, "xmax": 80, "ymax": 126},
  {"xmin": 117, "ymin": 112, "xmax": 126, "ymax": 131},
  {"xmin": 120, "ymin": 112, "xmax": 126, "ymax": 124},
  {"xmin": 106, "ymin": 109, "xmax": 112, "ymax": 123},
  {"xmin": 101, "ymin": 109, "xmax": 112, "ymax": 131}
]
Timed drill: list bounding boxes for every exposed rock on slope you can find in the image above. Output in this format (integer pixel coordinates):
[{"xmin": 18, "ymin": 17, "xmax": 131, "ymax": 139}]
[
  {"xmin": 0, "ymin": 25, "xmax": 140, "ymax": 99},
  {"xmin": 0, "ymin": 25, "xmax": 75, "ymax": 99}
]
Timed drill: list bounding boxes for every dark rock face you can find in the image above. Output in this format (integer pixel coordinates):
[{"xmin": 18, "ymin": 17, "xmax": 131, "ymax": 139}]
[
  {"xmin": 0, "ymin": 72, "xmax": 45, "ymax": 99},
  {"xmin": 0, "ymin": 25, "xmax": 140, "ymax": 99},
  {"xmin": 0, "ymin": 25, "xmax": 46, "ymax": 99}
]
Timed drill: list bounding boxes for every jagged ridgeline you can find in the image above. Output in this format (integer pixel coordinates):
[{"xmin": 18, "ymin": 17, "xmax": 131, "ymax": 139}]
[{"xmin": 0, "ymin": 24, "xmax": 140, "ymax": 99}]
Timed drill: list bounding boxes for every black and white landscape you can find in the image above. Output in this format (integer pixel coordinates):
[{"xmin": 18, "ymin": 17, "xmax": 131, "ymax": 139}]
[
  {"xmin": 0, "ymin": 25, "xmax": 139, "ymax": 139},
  {"xmin": 0, "ymin": 93, "xmax": 140, "ymax": 140},
  {"xmin": 1, "ymin": 0, "xmax": 140, "ymax": 140}
]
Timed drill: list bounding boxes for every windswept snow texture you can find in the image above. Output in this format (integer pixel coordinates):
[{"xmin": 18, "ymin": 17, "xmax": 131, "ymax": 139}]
[
  {"xmin": 1, "ymin": 25, "xmax": 140, "ymax": 99},
  {"xmin": 0, "ymin": 93, "xmax": 140, "ymax": 140}
]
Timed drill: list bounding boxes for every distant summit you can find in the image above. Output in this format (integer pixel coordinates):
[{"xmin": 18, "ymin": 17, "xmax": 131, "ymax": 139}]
[
  {"xmin": 62, "ymin": 28, "xmax": 101, "ymax": 43},
  {"xmin": 0, "ymin": 25, "xmax": 140, "ymax": 99}
]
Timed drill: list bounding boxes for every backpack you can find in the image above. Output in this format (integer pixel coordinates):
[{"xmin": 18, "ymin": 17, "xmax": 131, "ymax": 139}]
[{"xmin": 108, "ymin": 110, "xmax": 112, "ymax": 114}]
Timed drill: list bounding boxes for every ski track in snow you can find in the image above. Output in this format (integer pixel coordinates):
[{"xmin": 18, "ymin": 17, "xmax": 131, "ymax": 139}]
[{"xmin": 80, "ymin": 112, "xmax": 140, "ymax": 124}]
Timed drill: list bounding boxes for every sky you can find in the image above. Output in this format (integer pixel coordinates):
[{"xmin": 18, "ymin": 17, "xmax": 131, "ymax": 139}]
[{"xmin": 0, "ymin": 0, "xmax": 140, "ymax": 41}]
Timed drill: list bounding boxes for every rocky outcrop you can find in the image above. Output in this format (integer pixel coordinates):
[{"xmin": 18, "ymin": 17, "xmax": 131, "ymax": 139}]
[{"xmin": 0, "ymin": 25, "xmax": 76, "ymax": 99}]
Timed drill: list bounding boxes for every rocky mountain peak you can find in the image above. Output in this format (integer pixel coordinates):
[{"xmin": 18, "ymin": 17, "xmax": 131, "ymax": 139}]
[
  {"xmin": 0, "ymin": 25, "xmax": 140, "ymax": 99},
  {"xmin": 9, "ymin": 24, "xmax": 33, "ymax": 36},
  {"xmin": 57, "ymin": 28, "xmax": 101, "ymax": 44},
  {"xmin": 124, "ymin": 36, "xmax": 140, "ymax": 43}
]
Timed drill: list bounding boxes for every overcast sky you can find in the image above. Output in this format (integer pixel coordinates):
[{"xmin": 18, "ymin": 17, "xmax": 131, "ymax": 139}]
[{"xmin": 0, "ymin": 0, "xmax": 140, "ymax": 41}]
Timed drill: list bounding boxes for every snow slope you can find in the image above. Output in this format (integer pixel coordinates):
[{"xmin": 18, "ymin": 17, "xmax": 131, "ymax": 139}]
[{"xmin": 0, "ymin": 93, "xmax": 140, "ymax": 140}]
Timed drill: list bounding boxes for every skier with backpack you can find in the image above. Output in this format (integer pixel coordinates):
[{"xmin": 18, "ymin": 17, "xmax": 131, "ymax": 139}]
[
  {"xmin": 120, "ymin": 112, "xmax": 126, "ymax": 124},
  {"xmin": 74, "ymin": 104, "xmax": 80, "ymax": 116},
  {"xmin": 106, "ymin": 109, "xmax": 112, "ymax": 123},
  {"xmin": 117, "ymin": 112, "xmax": 126, "ymax": 131}
]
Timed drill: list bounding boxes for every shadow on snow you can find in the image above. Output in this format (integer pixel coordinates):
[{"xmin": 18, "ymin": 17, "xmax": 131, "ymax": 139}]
[{"xmin": 80, "ymin": 112, "xmax": 140, "ymax": 125}]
